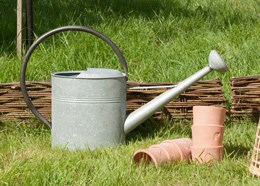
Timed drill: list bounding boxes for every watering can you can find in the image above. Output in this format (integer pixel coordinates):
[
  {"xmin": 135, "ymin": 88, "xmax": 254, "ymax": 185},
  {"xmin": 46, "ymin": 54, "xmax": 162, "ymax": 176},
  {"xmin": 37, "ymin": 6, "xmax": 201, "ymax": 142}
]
[{"xmin": 20, "ymin": 26, "xmax": 228, "ymax": 150}]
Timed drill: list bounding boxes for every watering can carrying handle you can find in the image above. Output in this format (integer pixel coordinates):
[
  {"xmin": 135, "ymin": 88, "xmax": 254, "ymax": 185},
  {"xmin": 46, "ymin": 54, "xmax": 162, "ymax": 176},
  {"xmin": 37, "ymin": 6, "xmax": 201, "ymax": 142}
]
[{"xmin": 20, "ymin": 26, "xmax": 128, "ymax": 129}]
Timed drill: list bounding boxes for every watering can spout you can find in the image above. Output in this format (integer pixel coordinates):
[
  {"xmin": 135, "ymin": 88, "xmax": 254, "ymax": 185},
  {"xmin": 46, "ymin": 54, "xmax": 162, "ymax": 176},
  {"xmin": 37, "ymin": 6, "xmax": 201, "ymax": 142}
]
[{"xmin": 124, "ymin": 50, "xmax": 228, "ymax": 134}]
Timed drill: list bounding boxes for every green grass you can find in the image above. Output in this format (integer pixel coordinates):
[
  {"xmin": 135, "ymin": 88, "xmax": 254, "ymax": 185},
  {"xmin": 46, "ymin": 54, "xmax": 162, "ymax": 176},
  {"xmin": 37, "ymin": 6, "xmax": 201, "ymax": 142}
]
[
  {"xmin": 0, "ymin": 0, "xmax": 260, "ymax": 185},
  {"xmin": 0, "ymin": 0, "xmax": 259, "ymax": 83},
  {"xmin": 0, "ymin": 119, "xmax": 259, "ymax": 185}
]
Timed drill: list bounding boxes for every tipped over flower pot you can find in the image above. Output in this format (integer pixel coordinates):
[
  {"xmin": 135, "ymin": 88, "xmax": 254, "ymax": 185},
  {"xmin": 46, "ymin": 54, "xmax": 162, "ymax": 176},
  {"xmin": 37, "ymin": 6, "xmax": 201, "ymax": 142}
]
[
  {"xmin": 163, "ymin": 138, "xmax": 193, "ymax": 160},
  {"xmin": 193, "ymin": 106, "xmax": 226, "ymax": 126},
  {"xmin": 133, "ymin": 138, "xmax": 192, "ymax": 166}
]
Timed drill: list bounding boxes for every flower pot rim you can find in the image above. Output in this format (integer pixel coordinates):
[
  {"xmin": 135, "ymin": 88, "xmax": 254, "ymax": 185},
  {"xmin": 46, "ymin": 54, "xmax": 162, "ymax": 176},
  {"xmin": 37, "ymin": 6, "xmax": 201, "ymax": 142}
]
[
  {"xmin": 163, "ymin": 138, "xmax": 192, "ymax": 141},
  {"xmin": 193, "ymin": 106, "xmax": 226, "ymax": 110},
  {"xmin": 192, "ymin": 124, "xmax": 224, "ymax": 128},
  {"xmin": 133, "ymin": 149, "xmax": 160, "ymax": 166},
  {"xmin": 191, "ymin": 145, "xmax": 224, "ymax": 149}
]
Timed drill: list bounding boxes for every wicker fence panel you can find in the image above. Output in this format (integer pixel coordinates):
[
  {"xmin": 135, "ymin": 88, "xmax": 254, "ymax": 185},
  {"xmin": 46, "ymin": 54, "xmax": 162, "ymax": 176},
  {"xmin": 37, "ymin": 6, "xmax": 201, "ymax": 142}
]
[
  {"xmin": 231, "ymin": 75, "xmax": 260, "ymax": 120},
  {"xmin": 0, "ymin": 82, "xmax": 51, "ymax": 121},
  {"xmin": 0, "ymin": 79, "xmax": 226, "ymax": 122},
  {"xmin": 127, "ymin": 79, "xmax": 225, "ymax": 119}
]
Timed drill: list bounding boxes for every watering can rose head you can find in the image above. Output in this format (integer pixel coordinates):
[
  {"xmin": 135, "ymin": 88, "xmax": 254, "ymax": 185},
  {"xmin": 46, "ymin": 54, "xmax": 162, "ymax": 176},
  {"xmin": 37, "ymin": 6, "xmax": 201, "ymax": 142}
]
[{"xmin": 208, "ymin": 50, "xmax": 228, "ymax": 73}]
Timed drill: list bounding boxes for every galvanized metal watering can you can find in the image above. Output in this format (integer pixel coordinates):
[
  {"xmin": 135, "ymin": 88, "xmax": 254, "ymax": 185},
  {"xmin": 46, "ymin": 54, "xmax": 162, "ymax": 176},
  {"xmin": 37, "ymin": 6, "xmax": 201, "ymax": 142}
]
[{"xmin": 20, "ymin": 26, "xmax": 228, "ymax": 150}]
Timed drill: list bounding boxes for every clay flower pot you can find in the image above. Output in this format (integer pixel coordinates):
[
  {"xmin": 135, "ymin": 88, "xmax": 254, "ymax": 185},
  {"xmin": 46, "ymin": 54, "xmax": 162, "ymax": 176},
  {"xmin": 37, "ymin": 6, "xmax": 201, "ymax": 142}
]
[
  {"xmin": 133, "ymin": 146, "xmax": 170, "ymax": 166},
  {"xmin": 192, "ymin": 125, "xmax": 224, "ymax": 146},
  {"xmin": 191, "ymin": 146, "xmax": 224, "ymax": 164},
  {"xmin": 163, "ymin": 138, "xmax": 192, "ymax": 161},
  {"xmin": 193, "ymin": 106, "xmax": 226, "ymax": 126},
  {"xmin": 133, "ymin": 138, "xmax": 192, "ymax": 166}
]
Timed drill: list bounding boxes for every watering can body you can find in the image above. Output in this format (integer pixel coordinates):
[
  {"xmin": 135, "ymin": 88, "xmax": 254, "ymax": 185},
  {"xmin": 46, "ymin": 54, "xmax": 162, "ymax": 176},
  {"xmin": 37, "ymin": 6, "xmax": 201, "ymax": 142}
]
[
  {"xmin": 52, "ymin": 69, "xmax": 126, "ymax": 149},
  {"xmin": 20, "ymin": 26, "xmax": 228, "ymax": 150},
  {"xmin": 51, "ymin": 69, "xmax": 127, "ymax": 150}
]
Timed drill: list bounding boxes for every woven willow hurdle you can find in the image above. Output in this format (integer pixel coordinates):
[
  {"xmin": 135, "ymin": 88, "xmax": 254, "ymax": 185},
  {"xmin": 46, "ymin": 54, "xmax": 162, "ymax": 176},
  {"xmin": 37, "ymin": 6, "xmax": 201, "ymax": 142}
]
[
  {"xmin": 0, "ymin": 82, "xmax": 52, "ymax": 121},
  {"xmin": 127, "ymin": 79, "xmax": 225, "ymax": 119},
  {"xmin": 231, "ymin": 75, "xmax": 260, "ymax": 120},
  {"xmin": 0, "ymin": 79, "xmax": 226, "ymax": 122}
]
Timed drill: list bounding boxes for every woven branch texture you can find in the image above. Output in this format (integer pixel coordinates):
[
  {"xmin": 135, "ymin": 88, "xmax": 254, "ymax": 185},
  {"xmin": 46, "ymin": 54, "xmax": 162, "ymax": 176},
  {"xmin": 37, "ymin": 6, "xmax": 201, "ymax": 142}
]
[
  {"xmin": 231, "ymin": 75, "xmax": 260, "ymax": 120},
  {"xmin": 0, "ymin": 79, "xmax": 225, "ymax": 122}
]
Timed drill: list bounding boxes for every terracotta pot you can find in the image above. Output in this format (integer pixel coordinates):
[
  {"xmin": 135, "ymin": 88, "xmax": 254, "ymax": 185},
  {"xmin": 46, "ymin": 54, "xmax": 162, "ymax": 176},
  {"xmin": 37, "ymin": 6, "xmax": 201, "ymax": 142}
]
[
  {"xmin": 192, "ymin": 125, "xmax": 224, "ymax": 146},
  {"xmin": 150, "ymin": 142, "xmax": 182, "ymax": 162},
  {"xmin": 163, "ymin": 138, "xmax": 192, "ymax": 161},
  {"xmin": 193, "ymin": 106, "xmax": 226, "ymax": 126},
  {"xmin": 133, "ymin": 138, "xmax": 192, "ymax": 166},
  {"xmin": 191, "ymin": 146, "xmax": 224, "ymax": 164},
  {"xmin": 133, "ymin": 146, "xmax": 170, "ymax": 166}
]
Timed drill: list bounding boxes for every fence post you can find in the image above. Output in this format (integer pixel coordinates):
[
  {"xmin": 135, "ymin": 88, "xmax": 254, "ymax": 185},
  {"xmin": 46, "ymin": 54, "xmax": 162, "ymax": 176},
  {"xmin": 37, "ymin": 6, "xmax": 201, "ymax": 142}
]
[{"xmin": 17, "ymin": 0, "xmax": 23, "ymax": 57}]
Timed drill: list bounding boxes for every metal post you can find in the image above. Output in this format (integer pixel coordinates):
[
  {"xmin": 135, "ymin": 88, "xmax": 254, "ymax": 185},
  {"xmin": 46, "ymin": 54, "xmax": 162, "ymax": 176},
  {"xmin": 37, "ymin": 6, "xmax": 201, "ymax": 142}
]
[{"xmin": 26, "ymin": 0, "xmax": 33, "ymax": 49}]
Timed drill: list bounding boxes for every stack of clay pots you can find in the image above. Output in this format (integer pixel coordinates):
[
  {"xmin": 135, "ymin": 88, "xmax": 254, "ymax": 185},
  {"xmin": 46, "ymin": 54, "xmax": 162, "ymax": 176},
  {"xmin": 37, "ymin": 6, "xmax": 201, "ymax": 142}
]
[
  {"xmin": 133, "ymin": 138, "xmax": 192, "ymax": 167},
  {"xmin": 191, "ymin": 106, "xmax": 226, "ymax": 164}
]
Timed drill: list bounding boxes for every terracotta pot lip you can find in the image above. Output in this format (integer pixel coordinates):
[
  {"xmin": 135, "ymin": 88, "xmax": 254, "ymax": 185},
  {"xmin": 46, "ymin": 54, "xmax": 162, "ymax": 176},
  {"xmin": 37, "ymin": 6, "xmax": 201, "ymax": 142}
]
[
  {"xmin": 192, "ymin": 122, "xmax": 225, "ymax": 126},
  {"xmin": 163, "ymin": 138, "xmax": 192, "ymax": 146},
  {"xmin": 163, "ymin": 138, "xmax": 192, "ymax": 141},
  {"xmin": 133, "ymin": 149, "xmax": 159, "ymax": 166},
  {"xmin": 191, "ymin": 145, "xmax": 223, "ymax": 149},
  {"xmin": 192, "ymin": 124, "xmax": 224, "ymax": 128},
  {"xmin": 193, "ymin": 106, "xmax": 226, "ymax": 110}
]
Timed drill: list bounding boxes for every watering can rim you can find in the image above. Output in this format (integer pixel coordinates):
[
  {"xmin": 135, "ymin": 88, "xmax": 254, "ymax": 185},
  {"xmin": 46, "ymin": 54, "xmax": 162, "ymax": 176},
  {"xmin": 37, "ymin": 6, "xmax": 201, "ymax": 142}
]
[{"xmin": 52, "ymin": 68, "xmax": 127, "ymax": 79}]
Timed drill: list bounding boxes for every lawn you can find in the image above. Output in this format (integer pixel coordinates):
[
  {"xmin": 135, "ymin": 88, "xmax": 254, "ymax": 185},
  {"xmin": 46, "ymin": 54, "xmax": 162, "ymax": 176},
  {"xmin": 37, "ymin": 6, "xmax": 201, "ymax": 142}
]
[
  {"xmin": 0, "ymin": 0, "xmax": 260, "ymax": 185},
  {"xmin": 0, "ymin": 119, "xmax": 259, "ymax": 185}
]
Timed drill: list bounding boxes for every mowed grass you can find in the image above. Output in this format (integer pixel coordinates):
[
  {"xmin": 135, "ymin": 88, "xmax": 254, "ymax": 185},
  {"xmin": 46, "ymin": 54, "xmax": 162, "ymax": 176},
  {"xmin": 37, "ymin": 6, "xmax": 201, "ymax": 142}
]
[
  {"xmin": 0, "ymin": 119, "xmax": 259, "ymax": 185},
  {"xmin": 0, "ymin": 0, "xmax": 260, "ymax": 185},
  {"xmin": 0, "ymin": 0, "xmax": 259, "ymax": 84}
]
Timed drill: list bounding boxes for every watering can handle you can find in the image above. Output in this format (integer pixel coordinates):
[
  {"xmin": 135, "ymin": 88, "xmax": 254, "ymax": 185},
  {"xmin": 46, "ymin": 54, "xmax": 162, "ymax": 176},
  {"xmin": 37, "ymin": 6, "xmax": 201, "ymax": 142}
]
[{"xmin": 20, "ymin": 25, "xmax": 128, "ymax": 128}]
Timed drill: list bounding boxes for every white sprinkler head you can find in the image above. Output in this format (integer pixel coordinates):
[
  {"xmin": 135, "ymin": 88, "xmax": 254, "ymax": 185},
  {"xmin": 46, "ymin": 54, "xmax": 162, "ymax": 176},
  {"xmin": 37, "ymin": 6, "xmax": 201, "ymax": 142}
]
[{"xmin": 208, "ymin": 50, "xmax": 228, "ymax": 72}]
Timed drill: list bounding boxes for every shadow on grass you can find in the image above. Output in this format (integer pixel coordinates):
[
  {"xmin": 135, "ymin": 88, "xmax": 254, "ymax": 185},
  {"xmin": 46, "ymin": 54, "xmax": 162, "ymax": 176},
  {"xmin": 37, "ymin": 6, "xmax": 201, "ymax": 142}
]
[
  {"xmin": 224, "ymin": 116, "xmax": 259, "ymax": 128},
  {"xmin": 222, "ymin": 118, "xmax": 256, "ymax": 158},
  {"xmin": 0, "ymin": 119, "xmax": 50, "ymax": 134},
  {"xmin": 2, "ymin": 0, "xmax": 178, "ymax": 54},
  {"xmin": 224, "ymin": 144, "xmax": 252, "ymax": 158},
  {"xmin": 126, "ymin": 117, "xmax": 192, "ymax": 142},
  {"xmin": 1, "ymin": 0, "xmax": 257, "ymax": 54}
]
